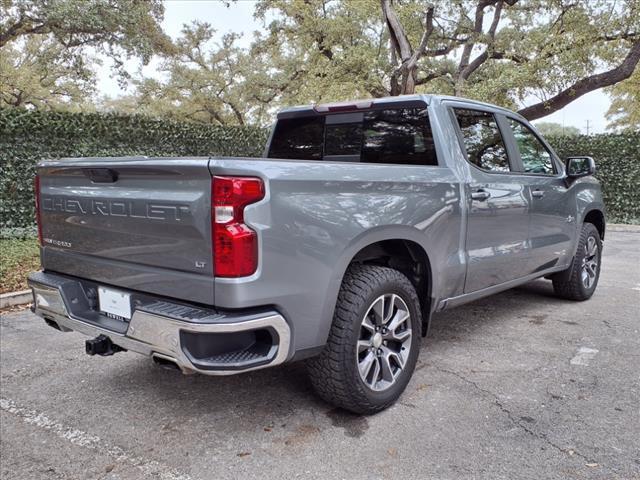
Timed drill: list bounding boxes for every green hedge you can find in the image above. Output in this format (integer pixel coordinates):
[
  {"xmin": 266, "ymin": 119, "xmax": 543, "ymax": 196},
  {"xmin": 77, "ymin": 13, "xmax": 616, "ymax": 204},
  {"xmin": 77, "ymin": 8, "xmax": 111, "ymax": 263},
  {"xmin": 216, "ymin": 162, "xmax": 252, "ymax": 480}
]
[
  {"xmin": 0, "ymin": 108, "xmax": 269, "ymax": 236},
  {"xmin": 1, "ymin": 108, "xmax": 638, "ymax": 237},
  {"xmin": 548, "ymin": 133, "xmax": 640, "ymax": 224}
]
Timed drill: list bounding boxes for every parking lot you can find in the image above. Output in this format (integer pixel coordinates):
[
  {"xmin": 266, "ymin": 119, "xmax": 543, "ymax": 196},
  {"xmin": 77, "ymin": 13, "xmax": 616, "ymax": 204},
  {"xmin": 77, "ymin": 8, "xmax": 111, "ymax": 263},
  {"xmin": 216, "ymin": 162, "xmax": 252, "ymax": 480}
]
[{"xmin": 1, "ymin": 230, "xmax": 639, "ymax": 480}]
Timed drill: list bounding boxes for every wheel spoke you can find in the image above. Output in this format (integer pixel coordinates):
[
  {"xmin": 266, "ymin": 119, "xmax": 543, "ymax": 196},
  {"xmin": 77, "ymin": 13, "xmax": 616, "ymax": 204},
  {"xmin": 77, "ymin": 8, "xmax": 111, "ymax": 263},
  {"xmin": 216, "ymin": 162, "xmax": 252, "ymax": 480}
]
[
  {"xmin": 386, "ymin": 347, "xmax": 406, "ymax": 370},
  {"xmin": 379, "ymin": 351, "xmax": 395, "ymax": 382},
  {"xmin": 369, "ymin": 358, "xmax": 381, "ymax": 386},
  {"xmin": 386, "ymin": 308, "xmax": 409, "ymax": 332},
  {"xmin": 359, "ymin": 351, "xmax": 376, "ymax": 381},
  {"xmin": 587, "ymin": 237, "xmax": 597, "ymax": 257},
  {"xmin": 384, "ymin": 294, "xmax": 397, "ymax": 323},
  {"xmin": 371, "ymin": 296, "xmax": 385, "ymax": 325},
  {"xmin": 357, "ymin": 340, "xmax": 371, "ymax": 353},
  {"xmin": 361, "ymin": 315, "xmax": 376, "ymax": 333}
]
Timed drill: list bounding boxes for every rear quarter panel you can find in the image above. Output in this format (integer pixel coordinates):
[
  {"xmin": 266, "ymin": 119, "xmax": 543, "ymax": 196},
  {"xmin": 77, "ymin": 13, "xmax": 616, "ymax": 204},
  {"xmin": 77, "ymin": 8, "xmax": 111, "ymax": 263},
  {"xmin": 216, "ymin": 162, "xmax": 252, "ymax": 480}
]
[{"xmin": 210, "ymin": 158, "xmax": 465, "ymax": 355}]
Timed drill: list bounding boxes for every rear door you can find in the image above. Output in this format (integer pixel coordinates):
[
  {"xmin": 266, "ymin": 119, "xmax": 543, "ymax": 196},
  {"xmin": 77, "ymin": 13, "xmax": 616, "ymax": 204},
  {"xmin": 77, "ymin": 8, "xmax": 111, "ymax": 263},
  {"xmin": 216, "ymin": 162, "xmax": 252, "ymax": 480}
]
[
  {"xmin": 502, "ymin": 117, "xmax": 576, "ymax": 272},
  {"xmin": 451, "ymin": 108, "xmax": 532, "ymax": 293},
  {"xmin": 38, "ymin": 157, "xmax": 215, "ymax": 305}
]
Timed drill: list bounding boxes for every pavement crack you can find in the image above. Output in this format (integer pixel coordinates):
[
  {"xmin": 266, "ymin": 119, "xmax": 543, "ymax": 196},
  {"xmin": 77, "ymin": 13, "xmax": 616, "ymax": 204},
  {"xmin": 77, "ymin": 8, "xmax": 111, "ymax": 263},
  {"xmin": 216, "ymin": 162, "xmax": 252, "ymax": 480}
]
[{"xmin": 433, "ymin": 365, "xmax": 595, "ymax": 463}]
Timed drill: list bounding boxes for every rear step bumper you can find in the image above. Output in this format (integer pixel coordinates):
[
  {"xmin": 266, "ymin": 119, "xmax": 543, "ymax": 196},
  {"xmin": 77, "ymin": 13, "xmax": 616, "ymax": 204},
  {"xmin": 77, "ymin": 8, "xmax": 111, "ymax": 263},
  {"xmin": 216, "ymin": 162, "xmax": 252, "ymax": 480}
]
[{"xmin": 27, "ymin": 271, "xmax": 291, "ymax": 375}]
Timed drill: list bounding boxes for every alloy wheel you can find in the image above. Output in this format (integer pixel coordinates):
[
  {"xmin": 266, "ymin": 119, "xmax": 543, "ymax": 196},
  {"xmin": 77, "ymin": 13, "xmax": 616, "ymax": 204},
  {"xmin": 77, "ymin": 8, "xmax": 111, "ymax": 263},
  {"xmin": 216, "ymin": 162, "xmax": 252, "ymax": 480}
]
[{"xmin": 356, "ymin": 293, "xmax": 412, "ymax": 392}]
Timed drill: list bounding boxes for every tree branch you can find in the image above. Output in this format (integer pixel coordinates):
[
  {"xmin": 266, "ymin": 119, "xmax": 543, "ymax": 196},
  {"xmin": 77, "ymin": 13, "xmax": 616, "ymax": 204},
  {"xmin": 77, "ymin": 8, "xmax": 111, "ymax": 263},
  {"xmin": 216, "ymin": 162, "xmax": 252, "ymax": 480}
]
[
  {"xmin": 459, "ymin": 0, "xmax": 504, "ymax": 81},
  {"xmin": 518, "ymin": 41, "xmax": 640, "ymax": 120}
]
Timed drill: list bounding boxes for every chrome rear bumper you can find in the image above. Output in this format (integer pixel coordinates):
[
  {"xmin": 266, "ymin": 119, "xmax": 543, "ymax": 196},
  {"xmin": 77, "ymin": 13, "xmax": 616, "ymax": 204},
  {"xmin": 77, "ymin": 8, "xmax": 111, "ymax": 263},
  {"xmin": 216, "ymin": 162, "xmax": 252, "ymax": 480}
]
[{"xmin": 28, "ymin": 271, "xmax": 291, "ymax": 375}]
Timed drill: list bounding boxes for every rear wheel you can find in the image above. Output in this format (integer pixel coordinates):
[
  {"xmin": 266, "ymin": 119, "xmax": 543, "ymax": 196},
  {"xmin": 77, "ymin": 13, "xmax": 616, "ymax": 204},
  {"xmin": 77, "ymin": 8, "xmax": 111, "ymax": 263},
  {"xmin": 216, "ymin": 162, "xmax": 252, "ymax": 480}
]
[
  {"xmin": 307, "ymin": 264, "xmax": 421, "ymax": 414},
  {"xmin": 552, "ymin": 223, "xmax": 602, "ymax": 301}
]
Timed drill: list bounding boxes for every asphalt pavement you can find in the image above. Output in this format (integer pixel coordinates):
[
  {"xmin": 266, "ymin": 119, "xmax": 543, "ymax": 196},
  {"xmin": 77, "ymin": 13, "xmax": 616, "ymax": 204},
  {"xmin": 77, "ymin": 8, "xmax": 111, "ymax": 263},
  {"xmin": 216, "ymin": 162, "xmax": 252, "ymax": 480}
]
[{"xmin": 1, "ymin": 231, "xmax": 639, "ymax": 480}]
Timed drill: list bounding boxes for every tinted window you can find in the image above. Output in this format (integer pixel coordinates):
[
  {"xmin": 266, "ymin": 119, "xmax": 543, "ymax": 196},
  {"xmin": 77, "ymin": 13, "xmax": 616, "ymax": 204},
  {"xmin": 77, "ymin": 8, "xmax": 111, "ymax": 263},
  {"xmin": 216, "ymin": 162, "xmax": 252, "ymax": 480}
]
[
  {"xmin": 362, "ymin": 109, "xmax": 437, "ymax": 165},
  {"xmin": 454, "ymin": 109, "xmax": 510, "ymax": 172},
  {"xmin": 268, "ymin": 107, "xmax": 438, "ymax": 166},
  {"xmin": 325, "ymin": 123, "xmax": 362, "ymax": 156},
  {"xmin": 508, "ymin": 119, "xmax": 555, "ymax": 174},
  {"xmin": 268, "ymin": 116, "xmax": 323, "ymax": 160}
]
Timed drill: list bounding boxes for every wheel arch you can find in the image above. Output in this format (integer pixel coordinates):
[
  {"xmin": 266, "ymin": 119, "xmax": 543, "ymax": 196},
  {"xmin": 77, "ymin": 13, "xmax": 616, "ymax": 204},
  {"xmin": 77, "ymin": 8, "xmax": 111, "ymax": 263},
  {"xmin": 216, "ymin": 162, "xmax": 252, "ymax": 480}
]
[
  {"xmin": 319, "ymin": 227, "xmax": 435, "ymax": 345},
  {"xmin": 583, "ymin": 208, "xmax": 605, "ymax": 241}
]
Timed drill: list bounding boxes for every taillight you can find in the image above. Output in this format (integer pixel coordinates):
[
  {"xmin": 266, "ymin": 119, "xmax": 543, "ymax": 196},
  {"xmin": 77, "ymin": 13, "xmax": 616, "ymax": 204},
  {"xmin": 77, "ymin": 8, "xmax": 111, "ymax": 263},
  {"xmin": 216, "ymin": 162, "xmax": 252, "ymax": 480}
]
[
  {"xmin": 212, "ymin": 176, "xmax": 265, "ymax": 277},
  {"xmin": 34, "ymin": 174, "xmax": 43, "ymax": 246}
]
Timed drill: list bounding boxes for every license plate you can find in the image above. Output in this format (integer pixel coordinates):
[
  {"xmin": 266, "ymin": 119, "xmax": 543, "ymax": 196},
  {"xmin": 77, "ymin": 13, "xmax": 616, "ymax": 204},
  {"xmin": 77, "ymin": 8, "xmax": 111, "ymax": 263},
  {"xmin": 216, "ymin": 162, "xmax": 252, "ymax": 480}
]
[{"xmin": 98, "ymin": 287, "xmax": 132, "ymax": 320}]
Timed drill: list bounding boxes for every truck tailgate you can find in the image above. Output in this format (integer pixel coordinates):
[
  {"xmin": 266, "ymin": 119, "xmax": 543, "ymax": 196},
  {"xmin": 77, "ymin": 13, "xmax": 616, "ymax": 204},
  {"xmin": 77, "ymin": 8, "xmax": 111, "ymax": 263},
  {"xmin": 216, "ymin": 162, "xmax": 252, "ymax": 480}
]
[{"xmin": 37, "ymin": 157, "xmax": 215, "ymax": 305}]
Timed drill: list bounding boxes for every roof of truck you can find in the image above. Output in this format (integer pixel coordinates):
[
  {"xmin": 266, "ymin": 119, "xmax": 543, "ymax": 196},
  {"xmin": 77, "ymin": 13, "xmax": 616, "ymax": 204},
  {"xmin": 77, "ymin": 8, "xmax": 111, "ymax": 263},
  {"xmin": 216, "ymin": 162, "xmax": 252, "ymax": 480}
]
[{"xmin": 277, "ymin": 94, "xmax": 520, "ymax": 118}]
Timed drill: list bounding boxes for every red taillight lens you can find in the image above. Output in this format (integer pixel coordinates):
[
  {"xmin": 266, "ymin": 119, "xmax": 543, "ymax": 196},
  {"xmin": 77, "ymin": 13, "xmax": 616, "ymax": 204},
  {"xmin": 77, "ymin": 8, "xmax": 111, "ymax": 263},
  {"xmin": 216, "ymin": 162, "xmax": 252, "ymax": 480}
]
[
  {"xmin": 212, "ymin": 176, "xmax": 265, "ymax": 277},
  {"xmin": 35, "ymin": 174, "xmax": 43, "ymax": 246}
]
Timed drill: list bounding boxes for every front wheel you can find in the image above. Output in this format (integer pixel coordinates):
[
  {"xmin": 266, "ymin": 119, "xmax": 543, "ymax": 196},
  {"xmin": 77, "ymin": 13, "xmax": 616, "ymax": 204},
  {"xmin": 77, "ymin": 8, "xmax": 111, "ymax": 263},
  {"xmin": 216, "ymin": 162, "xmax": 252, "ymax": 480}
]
[
  {"xmin": 552, "ymin": 223, "xmax": 602, "ymax": 301},
  {"xmin": 307, "ymin": 264, "xmax": 421, "ymax": 414}
]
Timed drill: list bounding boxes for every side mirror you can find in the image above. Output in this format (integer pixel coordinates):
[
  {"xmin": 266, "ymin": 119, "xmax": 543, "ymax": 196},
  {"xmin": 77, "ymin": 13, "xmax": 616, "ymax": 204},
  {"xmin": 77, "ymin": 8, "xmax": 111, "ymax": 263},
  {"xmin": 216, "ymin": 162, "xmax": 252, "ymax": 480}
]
[{"xmin": 565, "ymin": 156, "xmax": 595, "ymax": 178}]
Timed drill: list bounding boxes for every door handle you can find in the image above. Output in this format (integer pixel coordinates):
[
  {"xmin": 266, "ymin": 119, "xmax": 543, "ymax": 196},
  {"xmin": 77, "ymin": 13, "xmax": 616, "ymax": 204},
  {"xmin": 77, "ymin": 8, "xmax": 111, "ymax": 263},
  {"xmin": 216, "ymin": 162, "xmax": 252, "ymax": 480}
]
[
  {"xmin": 532, "ymin": 189, "xmax": 545, "ymax": 199},
  {"xmin": 471, "ymin": 189, "xmax": 491, "ymax": 201}
]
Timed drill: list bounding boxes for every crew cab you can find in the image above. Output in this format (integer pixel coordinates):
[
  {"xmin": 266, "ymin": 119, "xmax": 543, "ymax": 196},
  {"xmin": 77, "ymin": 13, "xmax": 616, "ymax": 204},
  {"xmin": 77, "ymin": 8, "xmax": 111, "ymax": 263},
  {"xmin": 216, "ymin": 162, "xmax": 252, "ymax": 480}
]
[{"xmin": 28, "ymin": 95, "xmax": 605, "ymax": 414}]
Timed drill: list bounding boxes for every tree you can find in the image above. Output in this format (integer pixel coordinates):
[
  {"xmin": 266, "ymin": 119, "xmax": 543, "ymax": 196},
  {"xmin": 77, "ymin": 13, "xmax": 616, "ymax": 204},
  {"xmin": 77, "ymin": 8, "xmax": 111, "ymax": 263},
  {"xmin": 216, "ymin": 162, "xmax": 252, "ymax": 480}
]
[
  {"xmin": 533, "ymin": 122, "xmax": 581, "ymax": 137},
  {"xmin": 102, "ymin": 22, "xmax": 266, "ymax": 125},
  {"xmin": 251, "ymin": 0, "xmax": 639, "ymax": 121},
  {"xmin": 606, "ymin": 66, "xmax": 640, "ymax": 131},
  {"xmin": 0, "ymin": 0, "xmax": 172, "ymax": 108},
  {"xmin": 0, "ymin": 35, "xmax": 95, "ymax": 109},
  {"xmin": 105, "ymin": 0, "xmax": 640, "ymax": 126}
]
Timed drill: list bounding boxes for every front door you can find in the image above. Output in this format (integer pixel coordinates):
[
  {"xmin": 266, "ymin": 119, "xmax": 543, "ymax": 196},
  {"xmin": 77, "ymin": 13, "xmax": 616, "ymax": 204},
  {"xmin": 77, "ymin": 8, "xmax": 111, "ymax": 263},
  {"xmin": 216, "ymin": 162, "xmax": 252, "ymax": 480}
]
[
  {"xmin": 504, "ymin": 118, "xmax": 576, "ymax": 272},
  {"xmin": 451, "ymin": 108, "xmax": 532, "ymax": 293}
]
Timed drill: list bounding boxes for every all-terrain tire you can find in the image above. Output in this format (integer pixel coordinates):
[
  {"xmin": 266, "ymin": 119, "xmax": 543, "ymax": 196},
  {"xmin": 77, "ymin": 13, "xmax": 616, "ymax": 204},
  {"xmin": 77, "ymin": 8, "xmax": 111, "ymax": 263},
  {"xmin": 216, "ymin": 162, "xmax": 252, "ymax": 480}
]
[
  {"xmin": 552, "ymin": 222, "xmax": 602, "ymax": 301},
  {"xmin": 307, "ymin": 264, "xmax": 422, "ymax": 414}
]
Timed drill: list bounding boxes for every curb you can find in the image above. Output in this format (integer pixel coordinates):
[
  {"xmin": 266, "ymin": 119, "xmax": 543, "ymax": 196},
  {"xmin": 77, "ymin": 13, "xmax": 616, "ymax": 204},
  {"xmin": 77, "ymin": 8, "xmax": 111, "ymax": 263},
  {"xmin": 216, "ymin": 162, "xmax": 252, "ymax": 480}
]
[
  {"xmin": 607, "ymin": 223, "xmax": 640, "ymax": 233},
  {"xmin": 0, "ymin": 290, "xmax": 32, "ymax": 309}
]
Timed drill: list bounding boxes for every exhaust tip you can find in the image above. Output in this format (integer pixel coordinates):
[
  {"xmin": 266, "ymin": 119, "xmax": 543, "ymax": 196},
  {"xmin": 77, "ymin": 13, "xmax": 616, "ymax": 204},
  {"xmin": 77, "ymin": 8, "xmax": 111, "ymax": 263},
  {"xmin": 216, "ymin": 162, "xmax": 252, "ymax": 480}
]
[
  {"xmin": 152, "ymin": 354, "xmax": 181, "ymax": 371},
  {"xmin": 44, "ymin": 318, "xmax": 61, "ymax": 331}
]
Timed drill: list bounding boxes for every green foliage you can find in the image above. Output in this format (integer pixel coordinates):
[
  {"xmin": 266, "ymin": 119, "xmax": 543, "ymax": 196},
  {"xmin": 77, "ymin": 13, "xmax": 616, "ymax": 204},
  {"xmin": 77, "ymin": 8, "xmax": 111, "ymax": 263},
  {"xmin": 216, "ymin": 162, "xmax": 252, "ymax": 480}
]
[
  {"xmin": 0, "ymin": 0, "xmax": 172, "ymax": 109},
  {"xmin": 606, "ymin": 67, "xmax": 640, "ymax": 132},
  {"xmin": 1, "ymin": 109, "xmax": 638, "ymax": 234},
  {"xmin": 111, "ymin": 0, "xmax": 640, "ymax": 124},
  {"xmin": 0, "ymin": 238, "xmax": 40, "ymax": 293},
  {"xmin": 534, "ymin": 122, "xmax": 581, "ymax": 137},
  {"xmin": 548, "ymin": 133, "xmax": 640, "ymax": 224},
  {"xmin": 0, "ymin": 108, "xmax": 269, "ymax": 233}
]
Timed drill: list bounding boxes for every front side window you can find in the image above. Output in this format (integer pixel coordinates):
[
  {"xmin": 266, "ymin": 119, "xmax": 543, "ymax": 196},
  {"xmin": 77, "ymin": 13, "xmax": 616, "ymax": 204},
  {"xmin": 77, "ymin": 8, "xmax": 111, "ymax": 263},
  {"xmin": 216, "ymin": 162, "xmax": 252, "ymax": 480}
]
[
  {"xmin": 268, "ymin": 107, "xmax": 438, "ymax": 166},
  {"xmin": 454, "ymin": 109, "xmax": 511, "ymax": 173},
  {"xmin": 508, "ymin": 119, "xmax": 556, "ymax": 175}
]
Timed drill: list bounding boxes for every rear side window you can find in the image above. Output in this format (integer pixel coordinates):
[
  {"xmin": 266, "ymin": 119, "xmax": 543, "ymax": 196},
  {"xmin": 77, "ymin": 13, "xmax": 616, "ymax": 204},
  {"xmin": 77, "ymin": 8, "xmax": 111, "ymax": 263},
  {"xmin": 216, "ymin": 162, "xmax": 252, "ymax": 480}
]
[
  {"xmin": 268, "ymin": 116, "xmax": 324, "ymax": 160},
  {"xmin": 268, "ymin": 108, "xmax": 438, "ymax": 166},
  {"xmin": 454, "ymin": 109, "xmax": 511, "ymax": 173}
]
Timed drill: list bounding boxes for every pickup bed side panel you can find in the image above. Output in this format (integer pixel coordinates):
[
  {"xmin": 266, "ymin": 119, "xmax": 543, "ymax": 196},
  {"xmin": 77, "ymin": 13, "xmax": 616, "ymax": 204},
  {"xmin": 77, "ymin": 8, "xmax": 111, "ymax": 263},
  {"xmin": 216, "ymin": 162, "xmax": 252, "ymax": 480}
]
[{"xmin": 210, "ymin": 158, "xmax": 464, "ymax": 355}]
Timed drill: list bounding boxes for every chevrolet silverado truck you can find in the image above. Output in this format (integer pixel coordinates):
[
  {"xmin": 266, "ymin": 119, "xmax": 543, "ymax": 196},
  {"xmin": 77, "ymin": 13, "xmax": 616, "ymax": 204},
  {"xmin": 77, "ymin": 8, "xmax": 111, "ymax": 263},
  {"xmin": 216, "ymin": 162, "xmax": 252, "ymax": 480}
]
[{"xmin": 28, "ymin": 94, "xmax": 605, "ymax": 414}]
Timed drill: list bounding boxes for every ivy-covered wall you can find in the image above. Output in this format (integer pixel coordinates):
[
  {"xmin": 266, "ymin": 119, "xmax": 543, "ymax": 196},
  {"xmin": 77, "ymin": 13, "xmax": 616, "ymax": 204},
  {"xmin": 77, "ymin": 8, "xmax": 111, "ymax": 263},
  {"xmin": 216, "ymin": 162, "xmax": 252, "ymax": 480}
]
[
  {"xmin": 0, "ymin": 109, "xmax": 269, "ymax": 236},
  {"xmin": 1, "ymin": 108, "xmax": 638, "ymax": 237},
  {"xmin": 547, "ymin": 133, "xmax": 640, "ymax": 225}
]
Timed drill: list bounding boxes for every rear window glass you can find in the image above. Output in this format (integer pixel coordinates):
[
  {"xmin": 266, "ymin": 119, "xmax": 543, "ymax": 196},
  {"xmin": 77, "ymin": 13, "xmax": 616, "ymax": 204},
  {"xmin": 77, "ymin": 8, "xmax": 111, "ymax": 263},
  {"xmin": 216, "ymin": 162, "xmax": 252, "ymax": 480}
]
[
  {"xmin": 268, "ymin": 107, "xmax": 438, "ymax": 166},
  {"xmin": 325, "ymin": 123, "xmax": 362, "ymax": 156},
  {"xmin": 268, "ymin": 116, "xmax": 324, "ymax": 160}
]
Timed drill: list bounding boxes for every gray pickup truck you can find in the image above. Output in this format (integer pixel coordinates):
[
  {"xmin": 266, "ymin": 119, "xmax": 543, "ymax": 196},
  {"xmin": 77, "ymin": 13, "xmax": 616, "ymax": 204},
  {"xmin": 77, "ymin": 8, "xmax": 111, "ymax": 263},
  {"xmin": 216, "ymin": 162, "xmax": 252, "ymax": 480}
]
[{"xmin": 29, "ymin": 94, "xmax": 605, "ymax": 414}]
